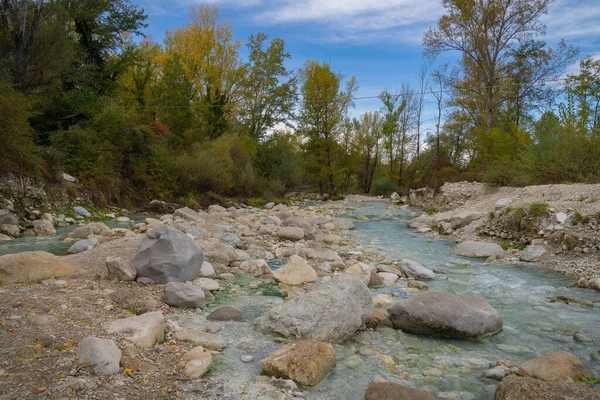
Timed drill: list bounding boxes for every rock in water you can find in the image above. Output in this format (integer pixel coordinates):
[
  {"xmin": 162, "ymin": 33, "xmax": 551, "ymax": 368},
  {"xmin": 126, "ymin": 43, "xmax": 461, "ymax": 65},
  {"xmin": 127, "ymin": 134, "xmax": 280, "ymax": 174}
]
[
  {"xmin": 454, "ymin": 240, "xmax": 505, "ymax": 259},
  {"xmin": 106, "ymin": 256, "xmax": 136, "ymax": 281},
  {"xmin": 0, "ymin": 251, "xmax": 80, "ymax": 284},
  {"xmin": 273, "ymin": 255, "xmax": 317, "ymax": 285},
  {"xmin": 520, "ymin": 245, "xmax": 547, "ymax": 262},
  {"xmin": 132, "ymin": 225, "xmax": 203, "ymax": 284},
  {"xmin": 106, "ymin": 311, "xmax": 165, "ymax": 348},
  {"xmin": 399, "ymin": 259, "xmax": 435, "ymax": 280},
  {"xmin": 494, "ymin": 376, "xmax": 600, "ymax": 400},
  {"xmin": 364, "ymin": 382, "xmax": 435, "ymax": 400},
  {"xmin": 254, "ymin": 274, "xmax": 373, "ymax": 342},
  {"xmin": 182, "ymin": 346, "xmax": 212, "ymax": 379},
  {"xmin": 68, "ymin": 238, "xmax": 99, "ymax": 254},
  {"xmin": 519, "ymin": 351, "xmax": 593, "ymax": 382},
  {"xmin": 30, "ymin": 220, "xmax": 56, "ymax": 236},
  {"xmin": 260, "ymin": 341, "xmax": 336, "ymax": 386},
  {"xmin": 332, "ymin": 218, "xmax": 355, "ymax": 230},
  {"xmin": 206, "ymin": 306, "xmax": 245, "ymax": 322},
  {"xmin": 388, "ymin": 292, "xmax": 503, "ymax": 338},
  {"xmin": 163, "ymin": 282, "xmax": 207, "ymax": 308},
  {"xmin": 77, "ymin": 337, "xmax": 121, "ymax": 374}
]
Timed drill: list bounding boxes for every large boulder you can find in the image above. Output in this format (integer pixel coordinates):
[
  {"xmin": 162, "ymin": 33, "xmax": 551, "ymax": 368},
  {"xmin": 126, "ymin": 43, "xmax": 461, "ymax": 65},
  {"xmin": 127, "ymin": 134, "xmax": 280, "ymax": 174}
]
[
  {"xmin": 255, "ymin": 274, "xmax": 373, "ymax": 342},
  {"xmin": 364, "ymin": 381, "xmax": 435, "ymax": 400},
  {"xmin": 260, "ymin": 341, "xmax": 336, "ymax": 386},
  {"xmin": 454, "ymin": 240, "xmax": 505, "ymax": 259},
  {"xmin": 0, "ymin": 251, "xmax": 80, "ymax": 284},
  {"xmin": 519, "ymin": 351, "xmax": 594, "ymax": 382},
  {"xmin": 69, "ymin": 222, "xmax": 111, "ymax": 239},
  {"xmin": 494, "ymin": 376, "xmax": 600, "ymax": 400},
  {"xmin": 277, "ymin": 227, "xmax": 305, "ymax": 241},
  {"xmin": 0, "ymin": 213, "xmax": 18, "ymax": 226},
  {"xmin": 77, "ymin": 337, "xmax": 121, "ymax": 375},
  {"xmin": 163, "ymin": 282, "xmax": 207, "ymax": 308},
  {"xmin": 106, "ymin": 311, "xmax": 165, "ymax": 348},
  {"xmin": 68, "ymin": 238, "xmax": 99, "ymax": 254},
  {"xmin": 520, "ymin": 245, "xmax": 547, "ymax": 262},
  {"xmin": 345, "ymin": 262, "xmax": 376, "ymax": 286},
  {"xmin": 174, "ymin": 207, "xmax": 205, "ymax": 222},
  {"xmin": 132, "ymin": 225, "xmax": 203, "ymax": 284},
  {"xmin": 29, "ymin": 220, "xmax": 56, "ymax": 236},
  {"xmin": 273, "ymin": 255, "xmax": 317, "ymax": 285},
  {"xmin": 388, "ymin": 292, "xmax": 503, "ymax": 338},
  {"xmin": 449, "ymin": 211, "xmax": 482, "ymax": 229},
  {"xmin": 398, "ymin": 259, "xmax": 435, "ymax": 280},
  {"xmin": 106, "ymin": 256, "xmax": 136, "ymax": 281}
]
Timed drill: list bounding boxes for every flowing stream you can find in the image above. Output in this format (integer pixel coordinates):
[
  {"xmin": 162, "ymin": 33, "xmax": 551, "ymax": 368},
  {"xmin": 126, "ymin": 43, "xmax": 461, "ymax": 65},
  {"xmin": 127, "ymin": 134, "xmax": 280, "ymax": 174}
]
[{"xmin": 181, "ymin": 202, "xmax": 600, "ymax": 399}]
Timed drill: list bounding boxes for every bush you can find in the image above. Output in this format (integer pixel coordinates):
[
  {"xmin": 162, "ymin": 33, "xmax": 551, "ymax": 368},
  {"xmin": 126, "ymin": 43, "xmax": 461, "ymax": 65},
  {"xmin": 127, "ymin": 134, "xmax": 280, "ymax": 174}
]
[
  {"xmin": 373, "ymin": 178, "xmax": 399, "ymax": 196},
  {"xmin": 528, "ymin": 202, "xmax": 548, "ymax": 218}
]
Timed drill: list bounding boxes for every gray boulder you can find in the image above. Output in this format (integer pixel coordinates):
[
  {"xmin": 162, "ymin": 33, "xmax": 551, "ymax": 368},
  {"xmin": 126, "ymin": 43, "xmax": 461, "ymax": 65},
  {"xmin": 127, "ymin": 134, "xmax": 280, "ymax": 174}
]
[
  {"xmin": 199, "ymin": 261, "xmax": 216, "ymax": 278},
  {"xmin": 174, "ymin": 207, "xmax": 205, "ymax": 222},
  {"xmin": 332, "ymin": 218, "xmax": 355, "ymax": 230},
  {"xmin": 132, "ymin": 225, "xmax": 203, "ymax": 284},
  {"xmin": 1, "ymin": 224, "xmax": 20, "ymax": 237},
  {"xmin": 450, "ymin": 211, "xmax": 482, "ymax": 229},
  {"xmin": 380, "ymin": 211, "xmax": 395, "ymax": 220},
  {"xmin": 30, "ymin": 220, "xmax": 56, "ymax": 236},
  {"xmin": 520, "ymin": 245, "xmax": 547, "ymax": 262},
  {"xmin": 254, "ymin": 274, "xmax": 373, "ymax": 342},
  {"xmin": 73, "ymin": 206, "xmax": 91, "ymax": 217},
  {"xmin": 77, "ymin": 337, "xmax": 121, "ymax": 374},
  {"xmin": 454, "ymin": 240, "xmax": 505, "ymax": 259},
  {"xmin": 0, "ymin": 213, "xmax": 18, "ymax": 226},
  {"xmin": 163, "ymin": 282, "xmax": 207, "ymax": 308},
  {"xmin": 106, "ymin": 256, "xmax": 136, "ymax": 281},
  {"xmin": 495, "ymin": 198, "xmax": 512, "ymax": 209},
  {"xmin": 399, "ymin": 259, "xmax": 435, "ymax": 280},
  {"xmin": 388, "ymin": 292, "xmax": 503, "ymax": 338},
  {"xmin": 68, "ymin": 238, "xmax": 99, "ymax": 254}
]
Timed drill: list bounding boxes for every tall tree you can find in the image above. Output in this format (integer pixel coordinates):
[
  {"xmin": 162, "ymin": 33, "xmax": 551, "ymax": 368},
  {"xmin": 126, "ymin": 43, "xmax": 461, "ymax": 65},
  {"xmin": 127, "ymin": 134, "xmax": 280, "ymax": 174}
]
[
  {"xmin": 423, "ymin": 0, "xmax": 552, "ymax": 129},
  {"xmin": 240, "ymin": 32, "xmax": 297, "ymax": 141},
  {"xmin": 415, "ymin": 65, "xmax": 428, "ymax": 161},
  {"xmin": 355, "ymin": 111, "xmax": 383, "ymax": 194},
  {"xmin": 298, "ymin": 60, "xmax": 357, "ymax": 195},
  {"xmin": 379, "ymin": 90, "xmax": 405, "ymax": 176}
]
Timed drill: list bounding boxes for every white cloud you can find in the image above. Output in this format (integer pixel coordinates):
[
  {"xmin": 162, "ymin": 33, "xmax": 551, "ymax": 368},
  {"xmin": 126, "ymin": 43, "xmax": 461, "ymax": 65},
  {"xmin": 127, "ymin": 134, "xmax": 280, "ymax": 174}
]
[{"xmin": 543, "ymin": 0, "xmax": 600, "ymax": 41}]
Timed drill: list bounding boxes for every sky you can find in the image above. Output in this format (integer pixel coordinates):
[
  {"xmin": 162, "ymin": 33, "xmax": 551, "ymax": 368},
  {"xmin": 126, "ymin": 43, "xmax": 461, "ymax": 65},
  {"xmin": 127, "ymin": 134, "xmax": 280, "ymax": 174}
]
[{"xmin": 131, "ymin": 0, "xmax": 600, "ymax": 128}]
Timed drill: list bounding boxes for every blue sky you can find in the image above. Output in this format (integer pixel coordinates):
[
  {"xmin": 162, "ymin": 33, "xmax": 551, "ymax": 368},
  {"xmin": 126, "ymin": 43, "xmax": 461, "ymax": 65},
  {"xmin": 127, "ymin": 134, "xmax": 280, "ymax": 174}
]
[{"xmin": 132, "ymin": 0, "xmax": 600, "ymax": 125}]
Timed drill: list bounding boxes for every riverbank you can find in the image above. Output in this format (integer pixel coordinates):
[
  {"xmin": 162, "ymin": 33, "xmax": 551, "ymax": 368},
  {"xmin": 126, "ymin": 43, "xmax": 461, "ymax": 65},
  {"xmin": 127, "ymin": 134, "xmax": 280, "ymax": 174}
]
[{"xmin": 0, "ymin": 196, "xmax": 598, "ymax": 399}]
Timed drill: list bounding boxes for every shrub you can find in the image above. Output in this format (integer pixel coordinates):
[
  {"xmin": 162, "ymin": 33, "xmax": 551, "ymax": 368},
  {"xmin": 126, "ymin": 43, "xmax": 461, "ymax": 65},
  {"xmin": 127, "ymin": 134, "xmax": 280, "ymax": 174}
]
[
  {"xmin": 373, "ymin": 178, "xmax": 399, "ymax": 196},
  {"xmin": 528, "ymin": 202, "xmax": 548, "ymax": 218}
]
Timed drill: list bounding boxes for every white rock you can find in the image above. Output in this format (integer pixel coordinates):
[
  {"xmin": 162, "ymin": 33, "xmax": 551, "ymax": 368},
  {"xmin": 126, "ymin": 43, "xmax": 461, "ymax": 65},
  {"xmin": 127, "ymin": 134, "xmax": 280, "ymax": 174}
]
[
  {"xmin": 378, "ymin": 272, "xmax": 399, "ymax": 285},
  {"xmin": 106, "ymin": 256, "xmax": 136, "ymax": 281},
  {"xmin": 373, "ymin": 294, "xmax": 393, "ymax": 308},
  {"xmin": 106, "ymin": 311, "xmax": 165, "ymax": 348},
  {"xmin": 273, "ymin": 255, "xmax": 317, "ymax": 285},
  {"xmin": 182, "ymin": 346, "xmax": 212, "ymax": 379},
  {"xmin": 77, "ymin": 337, "xmax": 121, "ymax": 374},
  {"xmin": 192, "ymin": 277, "xmax": 220, "ymax": 291}
]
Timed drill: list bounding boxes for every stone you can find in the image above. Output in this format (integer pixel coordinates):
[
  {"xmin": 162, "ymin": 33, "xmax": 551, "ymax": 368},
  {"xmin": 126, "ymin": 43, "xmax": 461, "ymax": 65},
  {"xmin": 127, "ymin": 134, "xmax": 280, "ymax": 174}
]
[
  {"xmin": 399, "ymin": 259, "xmax": 435, "ymax": 280},
  {"xmin": 208, "ymin": 204, "xmax": 226, "ymax": 213},
  {"xmin": 174, "ymin": 207, "xmax": 205, "ymax": 222},
  {"xmin": 219, "ymin": 232, "xmax": 241, "ymax": 245},
  {"xmin": 132, "ymin": 225, "xmax": 203, "ymax": 284},
  {"xmin": 67, "ymin": 238, "xmax": 99, "ymax": 254},
  {"xmin": 273, "ymin": 255, "xmax": 317, "ymax": 285},
  {"xmin": 556, "ymin": 212, "xmax": 568, "ymax": 224},
  {"xmin": 264, "ymin": 202, "xmax": 275, "ymax": 209},
  {"xmin": 255, "ymin": 274, "xmax": 373, "ymax": 342},
  {"xmin": 207, "ymin": 306, "xmax": 245, "ymax": 322},
  {"xmin": 199, "ymin": 261, "xmax": 216, "ymax": 278},
  {"xmin": 380, "ymin": 211, "xmax": 395, "ymax": 220},
  {"xmin": 519, "ymin": 351, "xmax": 594, "ymax": 382},
  {"xmin": 0, "ymin": 224, "xmax": 19, "ymax": 236},
  {"xmin": 298, "ymin": 247, "xmax": 341, "ymax": 262},
  {"xmin": 495, "ymin": 198, "xmax": 512, "ymax": 209},
  {"xmin": 62, "ymin": 173, "xmax": 76, "ymax": 182},
  {"xmin": 70, "ymin": 222, "xmax": 111, "ymax": 238},
  {"xmin": 182, "ymin": 346, "xmax": 212, "ymax": 379},
  {"xmin": 0, "ymin": 213, "xmax": 18, "ymax": 226},
  {"xmin": 483, "ymin": 366, "xmax": 510, "ymax": 380},
  {"xmin": 77, "ymin": 337, "xmax": 121, "ymax": 375},
  {"xmin": 106, "ymin": 256, "xmax": 136, "ymax": 281},
  {"xmin": 164, "ymin": 282, "xmax": 207, "ymax": 308},
  {"xmin": 356, "ymin": 215, "xmax": 369, "ymax": 221},
  {"xmin": 277, "ymin": 227, "xmax": 305, "ymax": 241},
  {"xmin": 378, "ymin": 272, "xmax": 399, "ymax": 285},
  {"xmin": 373, "ymin": 294, "xmax": 393, "ymax": 308},
  {"xmin": 120, "ymin": 356, "xmax": 158, "ymax": 373},
  {"xmin": 390, "ymin": 192, "xmax": 401, "ymax": 203},
  {"xmin": 260, "ymin": 341, "xmax": 336, "ymax": 386},
  {"xmin": 364, "ymin": 382, "xmax": 435, "ymax": 400},
  {"xmin": 449, "ymin": 211, "xmax": 483, "ymax": 229},
  {"xmin": 106, "ymin": 311, "xmax": 165, "ymax": 348},
  {"xmin": 388, "ymin": 292, "xmax": 503, "ymax": 338},
  {"xmin": 520, "ymin": 245, "xmax": 547, "ymax": 262},
  {"xmin": 494, "ymin": 376, "xmax": 600, "ymax": 400},
  {"xmin": 73, "ymin": 206, "xmax": 91, "ymax": 217},
  {"xmin": 239, "ymin": 259, "xmax": 272, "ymax": 276},
  {"xmin": 219, "ymin": 273, "xmax": 235, "ymax": 280},
  {"xmin": 332, "ymin": 218, "xmax": 355, "ymax": 230},
  {"xmin": 282, "ymin": 216, "xmax": 314, "ymax": 237},
  {"xmin": 454, "ymin": 240, "xmax": 506, "ymax": 259},
  {"xmin": 367, "ymin": 310, "xmax": 394, "ymax": 329},
  {"xmin": 192, "ymin": 277, "xmax": 220, "ymax": 291},
  {"xmin": 174, "ymin": 330, "xmax": 226, "ymax": 350},
  {"xmin": 345, "ymin": 262, "xmax": 376, "ymax": 285},
  {"xmin": 0, "ymin": 251, "xmax": 80, "ymax": 284},
  {"xmin": 408, "ymin": 280, "xmax": 429, "ymax": 290},
  {"xmin": 589, "ymin": 278, "xmax": 600, "ymax": 291},
  {"xmin": 30, "ymin": 220, "xmax": 56, "ymax": 236},
  {"xmin": 0, "ymin": 233, "xmax": 11, "ymax": 241}
]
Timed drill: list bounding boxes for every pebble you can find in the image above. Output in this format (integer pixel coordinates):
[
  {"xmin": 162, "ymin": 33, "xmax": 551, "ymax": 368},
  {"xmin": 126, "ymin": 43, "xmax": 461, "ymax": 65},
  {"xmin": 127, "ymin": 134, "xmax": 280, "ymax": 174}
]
[{"xmin": 241, "ymin": 355, "xmax": 254, "ymax": 362}]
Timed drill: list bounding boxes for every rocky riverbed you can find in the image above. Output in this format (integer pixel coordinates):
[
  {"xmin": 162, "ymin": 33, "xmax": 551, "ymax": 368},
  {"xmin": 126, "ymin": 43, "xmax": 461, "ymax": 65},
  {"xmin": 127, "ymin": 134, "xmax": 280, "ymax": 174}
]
[{"xmin": 0, "ymin": 195, "xmax": 599, "ymax": 399}]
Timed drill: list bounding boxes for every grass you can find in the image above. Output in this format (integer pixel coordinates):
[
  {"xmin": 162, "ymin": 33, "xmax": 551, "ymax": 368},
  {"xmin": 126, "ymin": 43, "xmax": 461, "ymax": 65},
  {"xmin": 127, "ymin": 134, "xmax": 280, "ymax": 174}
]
[
  {"xmin": 528, "ymin": 202, "xmax": 549, "ymax": 218},
  {"xmin": 570, "ymin": 211, "xmax": 590, "ymax": 225},
  {"xmin": 425, "ymin": 208, "xmax": 437, "ymax": 216},
  {"xmin": 578, "ymin": 195, "xmax": 586, "ymax": 202},
  {"xmin": 488, "ymin": 211, "xmax": 495, "ymax": 219},
  {"xmin": 499, "ymin": 239, "xmax": 526, "ymax": 251},
  {"xmin": 512, "ymin": 207, "xmax": 525, "ymax": 219}
]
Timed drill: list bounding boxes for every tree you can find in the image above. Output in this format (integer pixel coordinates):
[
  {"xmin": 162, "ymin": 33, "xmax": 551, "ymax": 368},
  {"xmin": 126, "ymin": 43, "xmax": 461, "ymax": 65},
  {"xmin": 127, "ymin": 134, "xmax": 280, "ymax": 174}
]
[
  {"xmin": 240, "ymin": 32, "xmax": 297, "ymax": 141},
  {"xmin": 355, "ymin": 111, "xmax": 383, "ymax": 194},
  {"xmin": 297, "ymin": 60, "xmax": 357, "ymax": 195},
  {"xmin": 379, "ymin": 90, "xmax": 405, "ymax": 176},
  {"xmin": 415, "ymin": 65, "xmax": 428, "ymax": 160},
  {"xmin": 396, "ymin": 84, "xmax": 417, "ymax": 187},
  {"xmin": 423, "ymin": 0, "xmax": 552, "ymax": 129}
]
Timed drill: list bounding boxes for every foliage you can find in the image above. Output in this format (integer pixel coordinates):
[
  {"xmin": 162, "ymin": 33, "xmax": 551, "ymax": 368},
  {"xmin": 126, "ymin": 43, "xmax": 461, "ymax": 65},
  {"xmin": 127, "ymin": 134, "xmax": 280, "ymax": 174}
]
[{"xmin": 528, "ymin": 202, "xmax": 548, "ymax": 218}]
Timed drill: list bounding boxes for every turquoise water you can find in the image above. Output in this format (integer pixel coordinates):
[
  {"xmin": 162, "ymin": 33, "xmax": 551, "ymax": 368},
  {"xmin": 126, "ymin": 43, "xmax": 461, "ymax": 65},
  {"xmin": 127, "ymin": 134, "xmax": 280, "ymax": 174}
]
[{"xmin": 0, "ymin": 218, "xmax": 143, "ymax": 257}]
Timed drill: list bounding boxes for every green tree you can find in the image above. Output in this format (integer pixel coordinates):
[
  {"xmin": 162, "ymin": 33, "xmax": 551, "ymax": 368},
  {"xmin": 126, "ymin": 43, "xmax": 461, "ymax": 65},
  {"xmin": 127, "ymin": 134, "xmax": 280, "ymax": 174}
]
[
  {"xmin": 241, "ymin": 32, "xmax": 297, "ymax": 141},
  {"xmin": 297, "ymin": 60, "xmax": 357, "ymax": 195},
  {"xmin": 379, "ymin": 90, "xmax": 405, "ymax": 176},
  {"xmin": 355, "ymin": 111, "xmax": 383, "ymax": 194}
]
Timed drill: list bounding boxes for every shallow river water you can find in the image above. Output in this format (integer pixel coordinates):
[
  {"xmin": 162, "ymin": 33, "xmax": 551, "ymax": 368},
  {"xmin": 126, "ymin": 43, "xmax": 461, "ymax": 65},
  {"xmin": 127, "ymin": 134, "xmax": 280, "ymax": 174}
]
[{"xmin": 181, "ymin": 202, "xmax": 600, "ymax": 399}]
